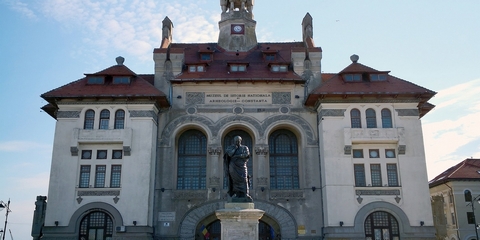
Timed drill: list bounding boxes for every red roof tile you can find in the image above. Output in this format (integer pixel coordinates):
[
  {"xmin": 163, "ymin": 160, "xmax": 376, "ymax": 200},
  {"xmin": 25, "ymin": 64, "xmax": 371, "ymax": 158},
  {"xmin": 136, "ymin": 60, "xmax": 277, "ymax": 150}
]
[
  {"xmin": 159, "ymin": 42, "xmax": 314, "ymax": 83},
  {"xmin": 429, "ymin": 159, "xmax": 480, "ymax": 187}
]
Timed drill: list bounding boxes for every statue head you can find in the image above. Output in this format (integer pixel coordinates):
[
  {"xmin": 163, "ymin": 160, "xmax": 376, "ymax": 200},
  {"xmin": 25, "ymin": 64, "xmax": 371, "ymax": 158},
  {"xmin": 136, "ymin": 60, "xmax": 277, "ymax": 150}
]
[{"xmin": 233, "ymin": 136, "xmax": 242, "ymax": 146}]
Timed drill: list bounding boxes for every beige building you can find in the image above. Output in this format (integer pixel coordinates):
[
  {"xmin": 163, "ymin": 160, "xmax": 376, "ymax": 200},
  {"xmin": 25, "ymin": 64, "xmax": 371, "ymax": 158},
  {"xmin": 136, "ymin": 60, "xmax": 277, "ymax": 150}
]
[
  {"xmin": 36, "ymin": 1, "xmax": 437, "ymax": 239},
  {"xmin": 429, "ymin": 159, "xmax": 480, "ymax": 240}
]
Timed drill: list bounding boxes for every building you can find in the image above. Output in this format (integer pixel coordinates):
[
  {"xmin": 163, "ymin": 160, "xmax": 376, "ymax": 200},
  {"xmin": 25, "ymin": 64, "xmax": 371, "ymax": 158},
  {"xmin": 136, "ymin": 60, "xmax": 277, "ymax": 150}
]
[
  {"xmin": 36, "ymin": 1, "xmax": 437, "ymax": 239},
  {"xmin": 429, "ymin": 158, "xmax": 480, "ymax": 240}
]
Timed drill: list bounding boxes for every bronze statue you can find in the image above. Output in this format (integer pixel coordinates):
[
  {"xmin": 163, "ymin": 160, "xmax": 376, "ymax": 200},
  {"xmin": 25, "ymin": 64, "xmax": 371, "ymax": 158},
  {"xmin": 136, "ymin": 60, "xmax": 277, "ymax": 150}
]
[{"xmin": 224, "ymin": 136, "xmax": 253, "ymax": 202}]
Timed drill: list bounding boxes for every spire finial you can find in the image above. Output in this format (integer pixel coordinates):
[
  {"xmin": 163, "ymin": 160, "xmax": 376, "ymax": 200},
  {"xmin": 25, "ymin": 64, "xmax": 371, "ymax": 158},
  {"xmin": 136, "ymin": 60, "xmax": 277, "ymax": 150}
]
[
  {"xmin": 116, "ymin": 56, "xmax": 125, "ymax": 65},
  {"xmin": 350, "ymin": 54, "xmax": 359, "ymax": 63}
]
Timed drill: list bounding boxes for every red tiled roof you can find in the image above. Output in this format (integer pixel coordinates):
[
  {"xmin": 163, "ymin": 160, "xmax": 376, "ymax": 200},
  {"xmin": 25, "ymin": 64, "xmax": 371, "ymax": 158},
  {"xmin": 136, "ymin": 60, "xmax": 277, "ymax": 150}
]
[
  {"xmin": 158, "ymin": 42, "xmax": 314, "ymax": 83},
  {"xmin": 305, "ymin": 62, "xmax": 437, "ymax": 112},
  {"xmin": 41, "ymin": 64, "xmax": 169, "ymax": 108},
  {"xmin": 429, "ymin": 159, "xmax": 480, "ymax": 188}
]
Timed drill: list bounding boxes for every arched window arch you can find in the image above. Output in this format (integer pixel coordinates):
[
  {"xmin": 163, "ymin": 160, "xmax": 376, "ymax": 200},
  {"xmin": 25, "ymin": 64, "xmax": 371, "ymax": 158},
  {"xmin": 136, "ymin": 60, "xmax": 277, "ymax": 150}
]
[
  {"xmin": 99, "ymin": 110, "xmax": 110, "ymax": 130},
  {"xmin": 79, "ymin": 211, "xmax": 113, "ymax": 240},
  {"xmin": 350, "ymin": 109, "xmax": 362, "ymax": 128},
  {"xmin": 269, "ymin": 129, "xmax": 299, "ymax": 189},
  {"xmin": 465, "ymin": 189, "xmax": 472, "ymax": 202},
  {"xmin": 84, "ymin": 110, "xmax": 95, "ymax": 129},
  {"xmin": 114, "ymin": 110, "xmax": 125, "ymax": 129},
  {"xmin": 177, "ymin": 129, "xmax": 207, "ymax": 190},
  {"xmin": 381, "ymin": 109, "xmax": 393, "ymax": 128},
  {"xmin": 223, "ymin": 130, "xmax": 253, "ymax": 189},
  {"xmin": 366, "ymin": 108, "xmax": 377, "ymax": 128},
  {"xmin": 364, "ymin": 211, "xmax": 400, "ymax": 240}
]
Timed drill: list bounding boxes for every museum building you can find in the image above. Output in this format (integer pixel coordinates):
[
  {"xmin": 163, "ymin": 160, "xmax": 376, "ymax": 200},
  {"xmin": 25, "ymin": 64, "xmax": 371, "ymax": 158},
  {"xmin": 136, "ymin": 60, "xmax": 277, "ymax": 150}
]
[{"xmin": 36, "ymin": 1, "xmax": 437, "ymax": 239}]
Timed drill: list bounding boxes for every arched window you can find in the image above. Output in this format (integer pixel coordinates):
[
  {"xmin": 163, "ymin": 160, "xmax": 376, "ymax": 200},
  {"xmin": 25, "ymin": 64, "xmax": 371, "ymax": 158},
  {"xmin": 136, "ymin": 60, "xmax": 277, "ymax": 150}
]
[
  {"xmin": 366, "ymin": 108, "xmax": 377, "ymax": 128},
  {"xmin": 223, "ymin": 130, "xmax": 253, "ymax": 189},
  {"xmin": 350, "ymin": 109, "xmax": 362, "ymax": 128},
  {"xmin": 99, "ymin": 110, "xmax": 110, "ymax": 130},
  {"xmin": 177, "ymin": 130, "xmax": 207, "ymax": 190},
  {"xmin": 84, "ymin": 110, "xmax": 95, "ymax": 129},
  {"xmin": 269, "ymin": 130, "xmax": 299, "ymax": 189},
  {"xmin": 381, "ymin": 109, "xmax": 393, "ymax": 128},
  {"xmin": 114, "ymin": 110, "xmax": 125, "ymax": 129},
  {"xmin": 79, "ymin": 211, "xmax": 113, "ymax": 240},
  {"xmin": 364, "ymin": 211, "xmax": 400, "ymax": 240},
  {"xmin": 465, "ymin": 190, "xmax": 472, "ymax": 202}
]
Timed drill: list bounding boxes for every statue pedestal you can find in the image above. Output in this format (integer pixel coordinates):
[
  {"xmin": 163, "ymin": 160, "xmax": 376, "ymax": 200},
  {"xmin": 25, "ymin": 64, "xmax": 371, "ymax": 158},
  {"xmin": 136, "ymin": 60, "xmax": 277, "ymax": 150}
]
[{"xmin": 215, "ymin": 203, "xmax": 265, "ymax": 240}]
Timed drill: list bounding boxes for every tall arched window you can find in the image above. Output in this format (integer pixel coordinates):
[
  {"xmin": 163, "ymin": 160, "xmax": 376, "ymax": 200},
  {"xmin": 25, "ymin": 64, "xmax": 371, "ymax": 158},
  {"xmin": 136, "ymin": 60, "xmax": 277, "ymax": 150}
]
[
  {"xmin": 364, "ymin": 211, "xmax": 400, "ymax": 240},
  {"xmin": 114, "ymin": 110, "xmax": 125, "ymax": 129},
  {"xmin": 350, "ymin": 109, "xmax": 362, "ymax": 128},
  {"xmin": 99, "ymin": 110, "xmax": 110, "ymax": 130},
  {"xmin": 84, "ymin": 110, "xmax": 95, "ymax": 129},
  {"xmin": 223, "ymin": 130, "xmax": 253, "ymax": 189},
  {"xmin": 79, "ymin": 211, "xmax": 113, "ymax": 240},
  {"xmin": 366, "ymin": 108, "xmax": 377, "ymax": 128},
  {"xmin": 269, "ymin": 129, "xmax": 299, "ymax": 189},
  {"xmin": 177, "ymin": 130, "xmax": 207, "ymax": 190},
  {"xmin": 381, "ymin": 109, "xmax": 393, "ymax": 128}
]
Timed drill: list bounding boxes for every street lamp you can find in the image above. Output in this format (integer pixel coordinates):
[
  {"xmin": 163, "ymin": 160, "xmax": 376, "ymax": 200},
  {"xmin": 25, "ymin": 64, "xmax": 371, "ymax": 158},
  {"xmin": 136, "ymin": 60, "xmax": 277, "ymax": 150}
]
[
  {"xmin": 0, "ymin": 199, "xmax": 11, "ymax": 240},
  {"xmin": 465, "ymin": 191, "xmax": 480, "ymax": 240}
]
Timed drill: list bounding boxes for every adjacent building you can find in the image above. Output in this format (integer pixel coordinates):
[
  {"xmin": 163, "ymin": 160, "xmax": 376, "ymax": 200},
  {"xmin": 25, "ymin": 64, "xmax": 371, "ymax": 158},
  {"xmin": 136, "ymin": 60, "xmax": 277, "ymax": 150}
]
[
  {"xmin": 429, "ymin": 158, "xmax": 480, "ymax": 240},
  {"xmin": 37, "ymin": 1, "xmax": 437, "ymax": 239}
]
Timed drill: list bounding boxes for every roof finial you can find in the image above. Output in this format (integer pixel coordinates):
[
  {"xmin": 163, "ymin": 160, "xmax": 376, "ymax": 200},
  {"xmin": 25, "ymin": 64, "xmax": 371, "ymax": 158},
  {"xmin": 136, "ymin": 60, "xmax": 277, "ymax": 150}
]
[
  {"xmin": 350, "ymin": 54, "xmax": 359, "ymax": 63},
  {"xmin": 116, "ymin": 56, "xmax": 125, "ymax": 65}
]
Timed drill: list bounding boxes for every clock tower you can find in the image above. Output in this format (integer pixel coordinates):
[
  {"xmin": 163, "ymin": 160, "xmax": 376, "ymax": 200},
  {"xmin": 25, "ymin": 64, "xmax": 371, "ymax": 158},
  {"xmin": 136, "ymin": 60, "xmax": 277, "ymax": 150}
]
[{"xmin": 218, "ymin": 0, "xmax": 257, "ymax": 52}]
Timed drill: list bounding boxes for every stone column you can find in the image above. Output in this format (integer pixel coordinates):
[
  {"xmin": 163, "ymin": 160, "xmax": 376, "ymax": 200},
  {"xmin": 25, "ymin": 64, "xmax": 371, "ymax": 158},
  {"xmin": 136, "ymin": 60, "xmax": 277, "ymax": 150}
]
[
  {"xmin": 208, "ymin": 146, "xmax": 222, "ymax": 196},
  {"xmin": 215, "ymin": 203, "xmax": 265, "ymax": 240}
]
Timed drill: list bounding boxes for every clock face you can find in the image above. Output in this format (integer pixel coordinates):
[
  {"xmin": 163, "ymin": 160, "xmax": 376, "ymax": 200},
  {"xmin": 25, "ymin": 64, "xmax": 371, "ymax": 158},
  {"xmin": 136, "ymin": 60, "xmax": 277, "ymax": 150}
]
[{"xmin": 231, "ymin": 24, "xmax": 244, "ymax": 34}]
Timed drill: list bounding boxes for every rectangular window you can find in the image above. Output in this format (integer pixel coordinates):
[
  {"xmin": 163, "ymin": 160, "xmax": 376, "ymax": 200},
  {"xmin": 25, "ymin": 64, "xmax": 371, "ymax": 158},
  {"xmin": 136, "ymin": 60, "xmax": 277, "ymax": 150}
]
[
  {"xmin": 95, "ymin": 165, "xmax": 106, "ymax": 188},
  {"xmin": 230, "ymin": 64, "xmax": 246, "ymax": 72},
  {"xmin": 113, "ymin": 76, "xmax": 130, "ymax": 84},
  {"xmin": 265, "ymin": 54, "xmax": 275, "ymax": 61},
  {"xmin": 87, "ymin": 76, "xmax": 104, "ymax": 84},
  {"xmin": 81, "ymin": 150, "xmax": 92, "ymax": 159},
  {"xmin": 387, "ymin": 164, "xmax": 399, "ymax": 186},
  {"xmin": 369, "ymin": 149, "xmax": 380, "ymax": 158},
  {"xmin": 370, "ymin": 164, "xmax": 382, "ymax": 187},
  {"xmin": 79, "ymin": 165, "xmax": 91, "ymax": 188},
  {"xmin": 189, "ymin": 66, "xmax": 196, "ymax": 72},
  {"xmin": 385, "ymin": 149, "xmax": 396, "ymax": 158},
  {"xmin": 97, "ymin": 150, "xmax": 108, "ymax": 159},
  {"xmin": 370, "ymin": 74, "xmax": 387, "ymax": 81},
  {"xmin": 353, "ymin": 149, "xmax": 364, "ymax": 158},
  {"xmin": 197, "ymin": 65, "xmax": 204, "ymax": 72},
  {"xmin": 200, "ymin": 54, "xmax": 211, "ymax": 61},
  {"xmin": 467, "ymin": 212, "xmax": 476, "ymax": 224},
  {"xmin": 354, "ymin": 164, "xmax": 366, "ymax": 187},
  {"xmin": 112, "ymin": 150, "xmax": 123, "ymax": 159},
  {"xmin": 110, "ymin": 165, "xmax": 122, "ymax": 188},
  {"xmin": 344, "ymin": 74, "xmax": 362, "ymax": 82}
]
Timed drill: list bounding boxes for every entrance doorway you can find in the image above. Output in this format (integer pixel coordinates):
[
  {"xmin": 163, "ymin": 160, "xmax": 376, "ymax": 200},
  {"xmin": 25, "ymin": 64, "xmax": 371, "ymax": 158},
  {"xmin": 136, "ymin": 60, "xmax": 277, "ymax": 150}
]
[{"xmin": 364, "ymin": 211, "xmax": 400, "ymax": 240}]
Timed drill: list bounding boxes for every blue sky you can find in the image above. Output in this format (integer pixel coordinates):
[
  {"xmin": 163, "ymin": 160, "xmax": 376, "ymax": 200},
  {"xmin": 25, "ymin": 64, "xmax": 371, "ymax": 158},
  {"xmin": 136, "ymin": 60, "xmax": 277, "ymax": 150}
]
[{"xmin": 0, "ymin": 0, "xmax": 479, "ymax": 239}]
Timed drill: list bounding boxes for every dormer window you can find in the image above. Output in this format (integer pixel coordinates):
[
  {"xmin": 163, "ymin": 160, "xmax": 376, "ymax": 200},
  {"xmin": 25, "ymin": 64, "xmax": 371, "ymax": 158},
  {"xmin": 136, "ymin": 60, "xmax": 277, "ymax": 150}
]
[
  {"xmin": 370, "ymin": 74, "xmax": 387, "ymax": 81},
  {"xmin": 113, "ymin": 76, "xmax": 131, "ymax": 84},
  {"xmin": 230, "ymin": 64, "xmax": 246, "ymax": 72},
  {"xmin": 265, "ymin": 54, "xmax": 276, "ymax": 61},
  {"xmin": 189, "ymin": 65, "xmax": 205, "ymax": 72},
  {"xmin": 200, "ymin": 53, "xmax": 212, "ymax": 61},
  {"xmin": 271, "ymin": 64, "xmax": 288, "ymax": 72},
  {"xmin": 87, "ymin": 76, "xmax": 104, "ymax": 84},
  {"xmin": 344, "ymin": 74, "xmax": 362, "ymax": 82}
]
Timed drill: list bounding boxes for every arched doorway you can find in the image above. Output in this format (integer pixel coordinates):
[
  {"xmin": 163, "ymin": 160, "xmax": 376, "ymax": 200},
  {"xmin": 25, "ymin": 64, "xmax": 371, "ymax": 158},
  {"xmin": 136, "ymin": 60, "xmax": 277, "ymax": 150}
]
[
  {"xmin": 200, "ymin": 220, "xmax": 275, "ymax": 240},
  {"xmin": 364, "ymin": 211, "xmax": 400, "ymax": 240},
  {"xmin": 223, "ymin": 130, "xmax": 253, "ymax": 189},
  {"xmin": 79, "ymin": 211, "xmax": 113, "ymax": 240}
]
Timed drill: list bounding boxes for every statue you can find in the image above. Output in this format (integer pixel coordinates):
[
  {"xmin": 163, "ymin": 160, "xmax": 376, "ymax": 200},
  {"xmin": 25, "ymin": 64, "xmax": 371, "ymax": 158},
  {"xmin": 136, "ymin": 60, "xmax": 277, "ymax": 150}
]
[
  {"xmin": 220, "ymin": 0, "xmax": 254, "ymax": 13},
  {"xmin": 224, "ymin": 136, "xmax": 253, "ymax": 202}
]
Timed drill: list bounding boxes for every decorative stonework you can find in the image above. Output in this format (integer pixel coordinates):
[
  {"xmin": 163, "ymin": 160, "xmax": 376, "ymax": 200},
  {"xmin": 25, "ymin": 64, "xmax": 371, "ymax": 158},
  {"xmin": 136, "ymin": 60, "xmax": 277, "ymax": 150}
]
[
  {"xmin": 113, "ymin": 196, "xmax": 120, "ymax": 204},
  {"xmin": 272, "ymin": 92, "xmax": 291, "ymax": 104},
  {"xmin": 208, "ymin": 146, "xmax": 222, "ymax": 155},
  {"xmin": 129, "ymin": 110, "xmax": 158, "ymax": 123},
  {"xmin": 257, "ymin": 177, "xmax": 268, "ymax": 186},
  {"xmin": 396, "ymin": 109, "xmax": 419, "ymax": 116},
  {"xmin": 70, "ymin": 147, "xmax": 79, "ymax": 156},
  {"xmin": 280, "ymin": 106, "xmax": 290, "ymax": 114},
  {"xmin": 209, "ymin": 177, "xmax": 220, "ymax": 186},
  {"xmin": 270, "ymin": 190, "xmax": 304, "ymax": 199},
  {"xmin": 76, "ymin": 196, "xmax": 83, "ymax": 204},
  {"xmin": 123, "ymin": 146, "xmax": 131, "ymax": 156},
  {"xmin": 57, "ymin": 111, "xmax": 81, "ymax": 118},
  {"xmin": 254, "ymin": 146, "xmax": 268, "ymax": 155},
  {"xmin": 186, "ymin": 92, "xmax": 205, "ymax": 105},
  {"xmin": 244, "ymin": 108, "xmax": 279, "ymax": 113},
  {"xmin": 319, "ymin": 109, "xmax": 346, "ymax": 118},
  {"xmin": 398, "ymin": 145, "xmax": 406, "ymax": 155},
  {"xmin": 344, "ymin": 145, "xmax": 352, "ymax": 155},
  {"xmin": 186, "ymin": 107, "xmax": 197, "ymax": 114},
  {"xmin": 77, "ymin": 190, "xmax": 120, "ymax": 196},
  {"xmin": 173, "ymin": 191, "xmax": 206, "ymax": 200},
  {"xmin": 355, "ymin": 189, "xmax": 401, "ymax": 196}
]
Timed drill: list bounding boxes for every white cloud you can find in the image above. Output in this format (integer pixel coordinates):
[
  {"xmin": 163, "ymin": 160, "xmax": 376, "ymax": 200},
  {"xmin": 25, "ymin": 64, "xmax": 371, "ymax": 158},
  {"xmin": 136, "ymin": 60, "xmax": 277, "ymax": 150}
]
[
  {"xmin": 423, "ymin": 78, "xmax": 480, "ymax": 179},
  {"xmin": 3, "ymin": 0, "xmax": 37, "ymax": 19}
]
